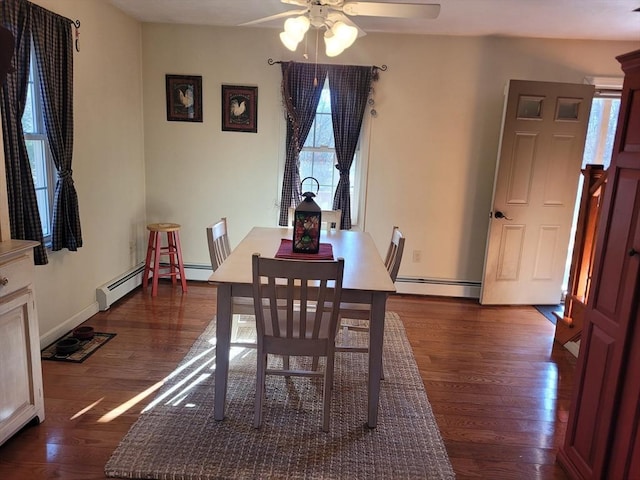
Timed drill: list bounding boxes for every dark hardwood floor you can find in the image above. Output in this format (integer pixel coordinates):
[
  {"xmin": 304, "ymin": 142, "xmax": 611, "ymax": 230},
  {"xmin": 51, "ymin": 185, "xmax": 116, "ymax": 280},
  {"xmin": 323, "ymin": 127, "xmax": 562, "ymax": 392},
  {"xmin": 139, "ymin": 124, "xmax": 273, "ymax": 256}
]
[{"xmin": 0, "ymin": 281, "xmax": 575, "ymax": 479}]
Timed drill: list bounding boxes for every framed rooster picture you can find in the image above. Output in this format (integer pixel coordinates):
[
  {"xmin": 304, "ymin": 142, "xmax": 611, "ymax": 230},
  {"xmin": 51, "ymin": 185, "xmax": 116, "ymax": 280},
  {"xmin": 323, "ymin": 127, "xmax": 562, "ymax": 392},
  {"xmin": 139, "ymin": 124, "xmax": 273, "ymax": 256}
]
[
  {"xmin": 221, "ymin": 84, "xmax": 257, "ymax": 133},
  {"xmin": 166, "ymin": 75, "xmax": 202, "ymax": 122}
]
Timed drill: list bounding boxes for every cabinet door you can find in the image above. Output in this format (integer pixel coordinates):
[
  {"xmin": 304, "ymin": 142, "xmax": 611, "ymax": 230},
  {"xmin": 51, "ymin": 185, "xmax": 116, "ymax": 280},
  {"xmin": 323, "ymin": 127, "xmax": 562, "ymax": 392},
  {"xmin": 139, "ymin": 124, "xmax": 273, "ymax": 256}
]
[
  {"xmin": 563, "ymin": 147, "xmax": 640, "ymax": 479},
  {"xmin": 607, "ymin": 306, "xmax": 640, "ymax": 479},
  {"xmin": 558, "ymin": 49, "xmax": 640, "ymax": 479},
  {"xmin": 0, "ymin": 290, "xmax": 43, "ymax": 446}
]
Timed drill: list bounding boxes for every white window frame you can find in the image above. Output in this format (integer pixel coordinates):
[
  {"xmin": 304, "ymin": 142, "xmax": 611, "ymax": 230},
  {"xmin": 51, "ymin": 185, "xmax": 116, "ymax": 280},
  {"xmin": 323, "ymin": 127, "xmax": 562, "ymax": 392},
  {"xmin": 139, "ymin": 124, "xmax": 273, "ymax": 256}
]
[
  {"xmin": 581, "ymin": 93, "xmax": 621, "ymax": 170},
  {"xmin": 296, "ymin": 78, "xmax": 368, "ymax": 227},
  {"xmin": 22, "ymin": 47, "xmax": 55, "ymax": 244}
]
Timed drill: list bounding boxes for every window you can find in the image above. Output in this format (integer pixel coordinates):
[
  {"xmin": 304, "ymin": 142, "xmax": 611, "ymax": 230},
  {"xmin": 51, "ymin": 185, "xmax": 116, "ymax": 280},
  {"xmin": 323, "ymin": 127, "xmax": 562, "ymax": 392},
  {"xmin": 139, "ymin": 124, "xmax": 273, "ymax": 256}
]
[
  {"xmin": 22, "ymin": 49, "xmax": 55, "ymax": 242},
  {"xmin": 299, "ymin": 79, "xmax": 359, "ymax": 220},
  {"xmin": 582, "ymin": 95, "xmax": 621, "ymax": 169},
  {"xmin": 563, "ymin": 89, "xmax": 621, "ymax": 292}
]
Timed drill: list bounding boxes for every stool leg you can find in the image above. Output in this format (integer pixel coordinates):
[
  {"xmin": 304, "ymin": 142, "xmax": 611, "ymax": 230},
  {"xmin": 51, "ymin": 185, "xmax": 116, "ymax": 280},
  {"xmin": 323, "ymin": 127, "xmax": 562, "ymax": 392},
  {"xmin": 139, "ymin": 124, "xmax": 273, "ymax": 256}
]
[
  {"xmin": 143, "ymin": 231, "xmax": 155, "ymax": 291},
  {"xmin": 174, "ymin": 231, "xmax": 188, "ymax": 293},
  {"xmin": 152, "ymin": 230, "xmax": 162, "ymax": 297},
  {"xmin": 167, "ymin": 232, "xmax": 178, "ymax": 287}
]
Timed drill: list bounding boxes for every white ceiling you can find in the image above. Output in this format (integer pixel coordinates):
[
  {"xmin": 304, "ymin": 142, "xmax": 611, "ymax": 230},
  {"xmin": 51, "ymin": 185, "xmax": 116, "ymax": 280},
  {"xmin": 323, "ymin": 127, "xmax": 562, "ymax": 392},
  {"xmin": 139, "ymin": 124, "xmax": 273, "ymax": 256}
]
[{"xmin": 106, "ymin": 0, "xmax": 640, "ymax": 41}]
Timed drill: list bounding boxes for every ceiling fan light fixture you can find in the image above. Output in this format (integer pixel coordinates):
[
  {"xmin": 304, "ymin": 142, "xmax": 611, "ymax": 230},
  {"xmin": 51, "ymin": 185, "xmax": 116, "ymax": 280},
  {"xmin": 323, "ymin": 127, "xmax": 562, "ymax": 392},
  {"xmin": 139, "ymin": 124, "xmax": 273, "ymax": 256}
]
[
  {"xmin": 323, "ymin": 29, "xmax": 346, "ymax": 57},
  {"xmin": 283, "ymin": 15, "xmax": 310, "ymax": 41},
  {"xmin": 280, "ymin": 30, "xmax": 301, "ymax": 51},
  {"xmin": 331, "ymin": 21, "xmax": 358, "ymax": 49},
  {"xmin": 247, "ymin": 1, "xmax": 442, "ymax": 57},
  {"xmin": 280, "ymin": 15, "xmax": 310, "ymax": 51},
  {"xmin": 323, "ymin": 20, "xmax": 358, "ymax": 57}
]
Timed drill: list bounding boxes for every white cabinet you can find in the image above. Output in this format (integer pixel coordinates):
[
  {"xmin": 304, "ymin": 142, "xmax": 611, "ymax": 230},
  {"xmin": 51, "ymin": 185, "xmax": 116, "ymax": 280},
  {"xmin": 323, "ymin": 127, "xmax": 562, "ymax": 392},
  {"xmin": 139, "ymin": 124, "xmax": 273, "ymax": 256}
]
[{"xmin": 0, "ymin": 240, "xmax": 43, "ymax": 446}]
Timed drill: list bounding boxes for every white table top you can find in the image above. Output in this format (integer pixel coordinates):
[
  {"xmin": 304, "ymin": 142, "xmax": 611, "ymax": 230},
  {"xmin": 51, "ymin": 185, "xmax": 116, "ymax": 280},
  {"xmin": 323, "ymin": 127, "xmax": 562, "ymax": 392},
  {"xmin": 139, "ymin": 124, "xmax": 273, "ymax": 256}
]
[{"xmin": 209, "ymin": 227, "xmax": 396, "ymax": 294}]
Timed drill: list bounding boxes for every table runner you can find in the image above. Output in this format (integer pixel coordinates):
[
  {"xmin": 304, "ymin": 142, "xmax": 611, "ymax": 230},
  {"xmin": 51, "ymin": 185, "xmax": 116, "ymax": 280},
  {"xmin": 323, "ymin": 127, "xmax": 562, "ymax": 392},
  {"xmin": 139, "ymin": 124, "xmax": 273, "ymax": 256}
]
[{"xmin": 275, "ymin": 238, "xmax": 334, "ymax": 260}]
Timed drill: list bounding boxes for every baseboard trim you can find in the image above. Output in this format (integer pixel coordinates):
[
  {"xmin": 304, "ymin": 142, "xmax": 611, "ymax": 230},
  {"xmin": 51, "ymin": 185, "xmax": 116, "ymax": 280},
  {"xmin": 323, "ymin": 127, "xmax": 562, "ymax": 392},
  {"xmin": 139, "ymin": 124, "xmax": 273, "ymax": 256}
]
[
  {"xmin": 39, "ymin": 301, "xmax": 100, "ymax": 350},
  {"xmin": 395, "ymin": 276, "xmax": 481, "ymax": 298},
  {"xmin": 184, "ymin": 263, "xmax": 213, "ymax": 282}
]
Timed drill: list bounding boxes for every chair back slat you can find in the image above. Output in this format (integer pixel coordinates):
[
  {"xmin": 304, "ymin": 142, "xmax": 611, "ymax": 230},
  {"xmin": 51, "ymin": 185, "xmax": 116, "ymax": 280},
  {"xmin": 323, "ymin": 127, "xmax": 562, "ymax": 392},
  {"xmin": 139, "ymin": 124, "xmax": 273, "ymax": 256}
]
[
  {"xmin": 206, "ymin": 217, "xmax": 232, "ymax": 272},
  {"xmin": 312, "ymin": 278, "xmax": 329, "ymax": 339},
  {"xmin": 384, "ymin": 226, "xmax": 406, "ymax": 282},
  {"xmin": 298, "ymin": 279, "xmax": 309, "ymax": 338}
]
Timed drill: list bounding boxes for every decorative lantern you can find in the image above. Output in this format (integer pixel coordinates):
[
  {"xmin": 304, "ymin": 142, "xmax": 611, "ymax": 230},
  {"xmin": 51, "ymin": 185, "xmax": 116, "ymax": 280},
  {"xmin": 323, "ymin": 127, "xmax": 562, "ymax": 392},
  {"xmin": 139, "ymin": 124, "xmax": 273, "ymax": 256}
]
[{"xmin": 292, "ymin": 177, "xmax": 322, "ymax": 253}]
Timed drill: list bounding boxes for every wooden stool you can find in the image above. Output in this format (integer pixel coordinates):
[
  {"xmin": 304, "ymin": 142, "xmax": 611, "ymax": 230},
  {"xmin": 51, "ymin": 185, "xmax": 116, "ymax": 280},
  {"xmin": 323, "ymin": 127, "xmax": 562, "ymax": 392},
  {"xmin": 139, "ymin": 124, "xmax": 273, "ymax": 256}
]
[{"xmin": 143, "ymin": 223, "xmax": 187, "ymax": 296}]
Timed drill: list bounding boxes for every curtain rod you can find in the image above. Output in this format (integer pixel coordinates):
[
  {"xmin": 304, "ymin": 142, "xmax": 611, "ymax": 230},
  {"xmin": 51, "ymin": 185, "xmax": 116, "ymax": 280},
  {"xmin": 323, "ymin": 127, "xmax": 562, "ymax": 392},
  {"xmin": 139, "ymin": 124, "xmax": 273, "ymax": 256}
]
[
  {"xmin": 267, "ymin": 58, "xmax": 387, "ymax": 71},
  {"xmin": 26, "ymin": 0, "xmax": 81, "ymax": 52},
  {"xmin": 53, "ymin": 10, "xmax": 81, "ymax": 52},
  {"xmin": 72, "ymin": 19, "xmax": 80, "ymax": 52}
]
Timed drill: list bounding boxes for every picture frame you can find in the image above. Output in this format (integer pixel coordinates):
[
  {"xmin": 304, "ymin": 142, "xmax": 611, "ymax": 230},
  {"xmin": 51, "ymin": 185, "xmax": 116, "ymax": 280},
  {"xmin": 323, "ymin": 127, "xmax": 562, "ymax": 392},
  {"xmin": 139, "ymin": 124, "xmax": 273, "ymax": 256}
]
[
  {"xmin": 166, "ymin": 75, "xmax": 202, "ymax": 122},
  {"xmin": 221, "ymin": 85, "xmax": 258, "ymax": 133}
]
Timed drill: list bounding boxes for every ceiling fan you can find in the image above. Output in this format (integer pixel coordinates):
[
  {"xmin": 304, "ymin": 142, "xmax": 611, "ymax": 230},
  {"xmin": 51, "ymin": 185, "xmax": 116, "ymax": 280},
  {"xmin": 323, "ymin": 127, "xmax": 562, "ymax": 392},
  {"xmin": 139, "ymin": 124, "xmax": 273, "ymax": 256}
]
[{"xmin": 241, "ymin": 0, "xmax": 441, "ymax": 57}]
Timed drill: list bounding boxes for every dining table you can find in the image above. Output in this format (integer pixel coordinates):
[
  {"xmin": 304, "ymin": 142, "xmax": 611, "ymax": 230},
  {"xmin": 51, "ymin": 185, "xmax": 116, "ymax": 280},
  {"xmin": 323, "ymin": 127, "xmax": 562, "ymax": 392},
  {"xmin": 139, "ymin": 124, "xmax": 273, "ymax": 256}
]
[{"xmin": 209, "ymin": 226, "xmax": 396, "ymax": 428}]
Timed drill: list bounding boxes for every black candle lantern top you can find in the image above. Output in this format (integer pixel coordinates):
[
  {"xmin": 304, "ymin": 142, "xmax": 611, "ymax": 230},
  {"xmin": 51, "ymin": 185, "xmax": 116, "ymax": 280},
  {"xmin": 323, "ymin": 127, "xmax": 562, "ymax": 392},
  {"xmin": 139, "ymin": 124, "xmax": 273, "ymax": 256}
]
[{"xmin": 292, "ymin": 177, "xmax": 322, "ymax": 253}]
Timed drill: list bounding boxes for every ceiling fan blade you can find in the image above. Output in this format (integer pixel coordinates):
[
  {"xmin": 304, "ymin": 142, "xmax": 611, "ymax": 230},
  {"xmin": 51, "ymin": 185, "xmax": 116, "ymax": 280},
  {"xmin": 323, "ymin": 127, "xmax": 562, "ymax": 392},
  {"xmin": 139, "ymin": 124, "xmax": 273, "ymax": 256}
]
[
  {"xmin": 239, "ymin": 9, "xmax": 307, "ymax": 27},
  {"xmin": 342, "ymin": 2, "xmax": 441, "ymax": 19},
  {"xmin": 280, "ymin": 0, "xmax": 310, "ymax": 6}
]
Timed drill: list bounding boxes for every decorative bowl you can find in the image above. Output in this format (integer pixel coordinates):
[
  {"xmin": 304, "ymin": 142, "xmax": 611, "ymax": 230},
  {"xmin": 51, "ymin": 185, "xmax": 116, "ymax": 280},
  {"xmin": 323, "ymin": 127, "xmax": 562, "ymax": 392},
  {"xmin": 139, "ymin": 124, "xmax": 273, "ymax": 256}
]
[
  {"xmin": 73, "ymin": 325, "xmax": 95, "ymax": 340},
  {"xmin": 56, "ymin": 337, "xmax": 81, "ymax": 354}
]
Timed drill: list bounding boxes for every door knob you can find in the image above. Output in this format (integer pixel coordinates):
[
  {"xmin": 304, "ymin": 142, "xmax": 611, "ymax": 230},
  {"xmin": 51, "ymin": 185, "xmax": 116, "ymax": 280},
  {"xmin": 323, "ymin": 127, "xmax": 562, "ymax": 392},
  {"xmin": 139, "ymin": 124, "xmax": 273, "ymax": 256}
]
[
  {"xmin": 494, "ymin": 211, "xmax": 513, "ymax": 220},
  {"xmin": 630, "ymin": 248, "xmax": 638, "ymax": 257}
]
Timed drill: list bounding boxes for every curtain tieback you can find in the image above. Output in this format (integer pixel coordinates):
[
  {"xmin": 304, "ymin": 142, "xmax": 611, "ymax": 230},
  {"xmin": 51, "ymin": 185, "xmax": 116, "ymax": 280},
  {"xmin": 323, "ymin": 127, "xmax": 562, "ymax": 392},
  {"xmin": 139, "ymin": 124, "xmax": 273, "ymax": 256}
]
[{"xmin": 58, "ymin": 169, "xmax": 73, "ymax": 181}]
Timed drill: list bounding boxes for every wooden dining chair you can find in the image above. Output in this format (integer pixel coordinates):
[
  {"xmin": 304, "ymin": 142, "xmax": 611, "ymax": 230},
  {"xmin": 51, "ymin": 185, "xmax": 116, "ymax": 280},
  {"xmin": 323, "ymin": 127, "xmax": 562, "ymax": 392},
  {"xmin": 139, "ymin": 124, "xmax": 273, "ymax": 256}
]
[
  {"xmin": 337, "ymin": 226, "xmax": 406, "ymax": 369},
  {"xmin": 206, "ymin": 218, "xmax": 255, "ymax": 348},
  {"xmin": 321, "ymin": 209, "xmax": 342, "ymax": 232},
  {"xmin": 287, "ymin": 207, "xmax": 342, "ymax": 233},
  {"xmin": 207, "ymin": 217, "xmax": 231, "ymax": 272},
  {"xmin": 251, "ymin": 253, "xmax": 345, "ymax": 432}
]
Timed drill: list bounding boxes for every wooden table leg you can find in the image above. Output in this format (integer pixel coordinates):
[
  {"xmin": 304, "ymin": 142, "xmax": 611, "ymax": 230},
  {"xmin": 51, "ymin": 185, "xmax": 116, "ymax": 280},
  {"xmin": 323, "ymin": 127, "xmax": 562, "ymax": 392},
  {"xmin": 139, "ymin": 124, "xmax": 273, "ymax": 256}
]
[
  {"xmin": 367, "ymin": 292, "xmax": 387, "ymax": 428},
  {"xmin": 214, "ymin": 283, "xmax": 232, "ymax": 421}
]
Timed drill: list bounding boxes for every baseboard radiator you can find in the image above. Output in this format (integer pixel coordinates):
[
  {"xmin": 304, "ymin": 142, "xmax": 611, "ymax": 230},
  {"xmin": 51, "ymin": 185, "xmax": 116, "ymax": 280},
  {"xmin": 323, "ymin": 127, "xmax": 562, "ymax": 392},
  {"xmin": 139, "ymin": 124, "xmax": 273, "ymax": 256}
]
[
  {"xmin": 180, "ymin": 267, "xmax": 483, "ymax": 298},
  {"xmin": 183, "ymin": 263, "xmax": 214, "ymax": 282},
  {"xmin": 96, "ymin": 266, "xmax": 480, "ymax": 310},
  {"xmin": 395, "ymin": 276, "xmax": 481, "ymax": 299},
  {"xmin": 96, "ymin": 263, "xmax": 146, "ymax": 311}
]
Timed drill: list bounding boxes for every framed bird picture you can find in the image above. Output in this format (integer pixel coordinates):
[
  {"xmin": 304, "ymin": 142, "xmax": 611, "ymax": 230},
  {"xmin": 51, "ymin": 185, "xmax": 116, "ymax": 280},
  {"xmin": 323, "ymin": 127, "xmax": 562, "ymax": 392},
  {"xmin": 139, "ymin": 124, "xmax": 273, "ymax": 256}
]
[
  {"xmin": 166, "ymin": 75, "xmax": 202, "ymax": 122},
  {"xmin": 221, "ymin": 84, "xmax": 257, "ymax": 133}
]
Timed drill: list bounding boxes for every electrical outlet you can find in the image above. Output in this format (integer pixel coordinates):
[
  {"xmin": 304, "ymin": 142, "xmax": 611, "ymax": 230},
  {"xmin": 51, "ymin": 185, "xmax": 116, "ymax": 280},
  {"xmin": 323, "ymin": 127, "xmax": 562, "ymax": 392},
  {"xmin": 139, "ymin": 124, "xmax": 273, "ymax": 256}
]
[{"xmin": 412, "ymin": 250, "xmax": 421, "ymax": 263}]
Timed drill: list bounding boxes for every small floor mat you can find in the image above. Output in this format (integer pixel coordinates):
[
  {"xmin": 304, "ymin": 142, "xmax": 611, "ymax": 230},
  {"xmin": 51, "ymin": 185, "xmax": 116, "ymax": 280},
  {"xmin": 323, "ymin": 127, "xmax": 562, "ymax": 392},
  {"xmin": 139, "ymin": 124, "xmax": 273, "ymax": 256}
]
[
  {"xmin": 41, "ymin": 331, "xmax": 116, "ymax": 363},
  {"xmin": 534, "ymin": 304, "xmax": 562, "ymax": 325}
]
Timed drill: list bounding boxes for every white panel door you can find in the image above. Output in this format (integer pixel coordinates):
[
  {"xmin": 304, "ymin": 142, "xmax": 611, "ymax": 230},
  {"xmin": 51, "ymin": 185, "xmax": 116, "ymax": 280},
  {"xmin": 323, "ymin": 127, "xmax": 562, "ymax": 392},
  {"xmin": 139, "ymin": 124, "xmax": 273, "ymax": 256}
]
[{"xmin": 480, "ymin": 80, "xmax": 594, "ymax": 305}]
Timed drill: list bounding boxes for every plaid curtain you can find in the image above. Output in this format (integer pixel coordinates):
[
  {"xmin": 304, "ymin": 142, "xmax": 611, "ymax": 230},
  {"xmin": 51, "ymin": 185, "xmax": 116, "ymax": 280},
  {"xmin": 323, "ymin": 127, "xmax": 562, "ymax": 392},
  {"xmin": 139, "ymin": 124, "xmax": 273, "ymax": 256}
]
[
  {"xmin": 278, "ymin": 61, "xmax": 328, "ymax": 226},
  {"xmin": 0, "ymin": 0, "xmax": 48, "ymax": 264},
  {"xmin": 31, "ymin": 4, "xmax": 81, "ymax": 251},
  {"xmin": 327, "ymin": 65, "xmax": 373, "ymax": 230}
]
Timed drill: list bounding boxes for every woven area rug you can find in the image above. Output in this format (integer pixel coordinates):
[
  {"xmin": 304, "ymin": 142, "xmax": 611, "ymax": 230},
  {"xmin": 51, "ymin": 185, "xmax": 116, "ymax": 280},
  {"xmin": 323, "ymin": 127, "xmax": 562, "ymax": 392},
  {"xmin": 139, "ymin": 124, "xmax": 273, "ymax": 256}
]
[{"xmin": 105, "ymin": 312, "xmax": 455, "ymax": 479}]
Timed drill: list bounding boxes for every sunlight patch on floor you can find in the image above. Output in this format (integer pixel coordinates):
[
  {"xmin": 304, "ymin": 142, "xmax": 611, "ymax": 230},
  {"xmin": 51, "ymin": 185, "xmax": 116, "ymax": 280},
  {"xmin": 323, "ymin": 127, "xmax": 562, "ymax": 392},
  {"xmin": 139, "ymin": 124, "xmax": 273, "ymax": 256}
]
[
  {"xmin": 98, "ymin": 380, "xmax": 166, "ymax": 423},
  {"xmin": 71, "ymin": 398, "xmax": 103, "ymax": 420},
  {"xmin": 96, "ymin": 336, "xmax": 256, "ymax": 422}
]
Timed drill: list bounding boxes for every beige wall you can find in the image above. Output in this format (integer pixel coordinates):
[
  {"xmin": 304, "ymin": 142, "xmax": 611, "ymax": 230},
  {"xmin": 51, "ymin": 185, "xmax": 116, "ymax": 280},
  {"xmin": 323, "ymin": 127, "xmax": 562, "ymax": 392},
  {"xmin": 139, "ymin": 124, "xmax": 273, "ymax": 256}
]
[
  {"xmin": 142, "ymin": 24, "xmax": 285, "ymax": 258},
  {"xmin": 141, "ymin": 23, "xmax": 636, "ymax": 287},
  {"xmin": 361, "ymin": 35, "xmax": 636, "ymax": 284},
  {"xmin": 12, "ymin": 0, "xmax": 637, "ymax": 341},
  {"xmin": 29, "ymin": 0, "xmax": 145, "ymax": 343}
]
